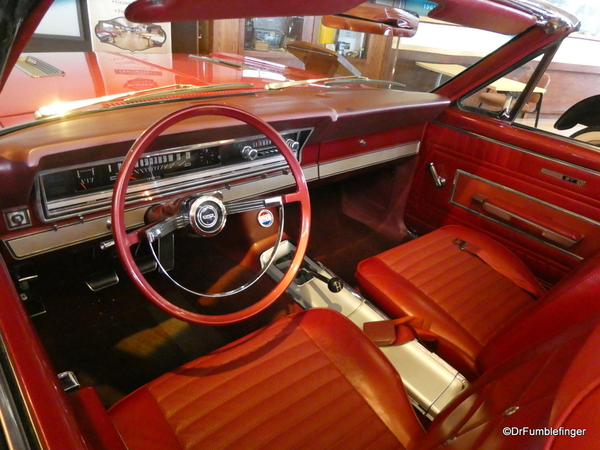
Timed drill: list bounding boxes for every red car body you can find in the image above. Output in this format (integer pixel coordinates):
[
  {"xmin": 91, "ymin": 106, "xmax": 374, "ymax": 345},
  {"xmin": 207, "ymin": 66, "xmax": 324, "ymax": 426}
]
[
  {"xmin": 0, "ymin": 52, "xmax": 326, "ymax": 128},
  {"xmin": 1, "ymin": 0, "xmax": 599, "ymax": 449}
]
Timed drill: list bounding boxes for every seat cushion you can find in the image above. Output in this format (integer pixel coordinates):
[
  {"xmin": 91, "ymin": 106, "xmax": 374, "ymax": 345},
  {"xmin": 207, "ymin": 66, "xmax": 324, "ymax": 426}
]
[
  {"xmin": 108, "ymin": 308, "xmax": 425, "ymax": 450},
  {"xmin": 356, "ymin": 225, "xmax": 544, "ymax": 373}
]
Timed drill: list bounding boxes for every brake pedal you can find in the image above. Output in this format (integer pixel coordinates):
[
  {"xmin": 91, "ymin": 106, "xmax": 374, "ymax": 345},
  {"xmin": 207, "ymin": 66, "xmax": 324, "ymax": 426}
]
[
  {"xmin": 58, "ymin": 371, "xmax": 80, "ymax": 392},
  {"xmin": 85, "ymin": 270, "xmax": 119, "ymax": 291}
]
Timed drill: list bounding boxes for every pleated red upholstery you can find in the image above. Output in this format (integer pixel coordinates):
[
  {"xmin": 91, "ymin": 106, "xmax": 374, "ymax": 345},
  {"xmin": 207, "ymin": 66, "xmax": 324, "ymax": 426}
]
[
  {"xmin": 356, "ymin": 225, "xmax": 544, "ymax": 374},
  {"xmin": 109, "ymin": 308, "xmax": 425, "ymax": 450},
  {"xmin": 419, "ymin": 313, "xmax": 600, "ymax": 450},
  {"xmin": 103, "ymin": 306, "xmax": 600, "ymax": 450},
  {"xmin": 101, "ymin": 301, "xmax": 600, "ymax": 450}
]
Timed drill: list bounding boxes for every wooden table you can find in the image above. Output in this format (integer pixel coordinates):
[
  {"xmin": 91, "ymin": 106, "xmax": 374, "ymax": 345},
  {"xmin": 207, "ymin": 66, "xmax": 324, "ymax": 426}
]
[{"xmin": 416, "ymin": 62, "xmax": 546, "ymax": 94}]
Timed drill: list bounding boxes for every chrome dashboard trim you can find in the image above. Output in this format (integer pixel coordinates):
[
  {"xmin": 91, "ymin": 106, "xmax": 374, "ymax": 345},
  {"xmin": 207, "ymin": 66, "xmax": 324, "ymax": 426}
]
[
  {"xmin": 318, "ymin": 142, "xmax": 419, "ymax": 178},
  {"xmin": 7, "ymin": 166, "xmax": 318, "ymax": 259},
  {"xmin": 9, "ymin": 134, "xmax": 413, "ymax": 259}
]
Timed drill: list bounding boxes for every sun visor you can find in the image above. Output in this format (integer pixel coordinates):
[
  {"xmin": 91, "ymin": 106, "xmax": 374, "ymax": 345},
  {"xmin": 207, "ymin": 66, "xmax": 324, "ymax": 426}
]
[
  {"xmin": 428, "ymin": 0, "xmax": 537, "ymax": 35},
  {"xmin": 125, "ymin": 0, "xmax": 366, "ymax": 23}
]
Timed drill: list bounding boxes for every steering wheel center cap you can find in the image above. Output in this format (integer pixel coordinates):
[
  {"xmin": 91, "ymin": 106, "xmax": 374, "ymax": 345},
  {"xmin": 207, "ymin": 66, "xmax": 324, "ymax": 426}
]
[{"xmin": 189, "ymin": 195, "xmax": 227, "ymax": 237}]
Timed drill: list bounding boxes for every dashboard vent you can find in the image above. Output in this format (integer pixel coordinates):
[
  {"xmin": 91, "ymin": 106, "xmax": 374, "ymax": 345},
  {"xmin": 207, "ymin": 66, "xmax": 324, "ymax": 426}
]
[{"xmin": 16, "ymin": 56, "xmax": 65, "ymax": 78}]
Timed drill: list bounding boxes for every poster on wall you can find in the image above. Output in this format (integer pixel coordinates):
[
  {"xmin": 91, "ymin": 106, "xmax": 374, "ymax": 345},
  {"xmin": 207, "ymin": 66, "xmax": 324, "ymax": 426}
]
[
  {"xmin": 93, "ymin": 52, "xmax": 178, "ymax": 93},
  {"xmin": 87, "ymin": 0, "xmax": 172, "ymax": 53}
]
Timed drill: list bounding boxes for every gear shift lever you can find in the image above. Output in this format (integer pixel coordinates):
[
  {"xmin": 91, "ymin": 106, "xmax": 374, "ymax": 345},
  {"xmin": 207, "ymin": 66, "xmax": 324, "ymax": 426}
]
[{"xmin": 300, "ymin": 267, "xmax": 344, "ymax": 293}]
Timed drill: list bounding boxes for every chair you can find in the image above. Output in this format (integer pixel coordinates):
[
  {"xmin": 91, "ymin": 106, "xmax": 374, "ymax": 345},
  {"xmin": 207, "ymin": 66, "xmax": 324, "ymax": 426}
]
[
  {"xmin": 478, "ymin": 70, "xmax": 550, "ymax": 127},
  {"xmin": 68, "ymin": 305, "xmax": 600, "ymax": 449},
  {"xmin": 356, "ymin": 224, "xmax": 600, "ymax": 378},
  {"xmin": 286, "ymin": 40, "xmax": 360, "ymax": 77}
]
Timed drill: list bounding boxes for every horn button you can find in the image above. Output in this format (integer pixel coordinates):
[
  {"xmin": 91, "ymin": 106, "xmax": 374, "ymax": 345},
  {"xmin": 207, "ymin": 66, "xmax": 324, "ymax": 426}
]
[{"xmin": 189, "ymin": 195, "xmax": 227, "ymax": 237}]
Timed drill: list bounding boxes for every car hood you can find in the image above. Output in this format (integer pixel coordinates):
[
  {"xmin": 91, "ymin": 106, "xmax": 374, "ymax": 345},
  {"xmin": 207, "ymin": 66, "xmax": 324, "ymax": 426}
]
[{"xmin": 0, "ymin": 51, "xmax": 322, "ymax": 129}]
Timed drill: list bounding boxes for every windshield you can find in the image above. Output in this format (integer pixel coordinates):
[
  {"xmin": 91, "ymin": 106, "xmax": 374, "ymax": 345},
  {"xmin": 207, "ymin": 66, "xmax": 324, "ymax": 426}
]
[
  {"xmin": 393, "ymin": 21, "xmax": 512, "ymax": 93},
  {"xmin": 0, "ymin": 0, "xmax": 516, "ymax": 132}
]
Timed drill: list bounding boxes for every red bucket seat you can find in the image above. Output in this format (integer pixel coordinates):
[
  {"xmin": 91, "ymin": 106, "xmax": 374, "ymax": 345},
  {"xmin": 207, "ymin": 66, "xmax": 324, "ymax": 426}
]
[
  {"xmin": 80, "ymin": 307, "xmax": 600, "ymax": 449},
  {"xmin": 356, "ymin": 224, "xmax": 600, "ymax": 378}
]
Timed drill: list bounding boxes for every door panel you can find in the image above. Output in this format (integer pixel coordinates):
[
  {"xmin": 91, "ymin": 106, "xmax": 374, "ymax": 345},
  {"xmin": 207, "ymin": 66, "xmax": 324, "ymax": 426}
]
[{"xmin": 406, "ymin": 109, "xmax": 600, "ymax": 285}]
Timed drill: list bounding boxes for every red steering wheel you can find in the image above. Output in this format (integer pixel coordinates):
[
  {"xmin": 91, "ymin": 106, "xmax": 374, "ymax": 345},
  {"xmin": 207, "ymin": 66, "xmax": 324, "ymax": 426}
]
[{"xmin": 111, "ymin": 104, "xmax": 311, "ymax": 325}]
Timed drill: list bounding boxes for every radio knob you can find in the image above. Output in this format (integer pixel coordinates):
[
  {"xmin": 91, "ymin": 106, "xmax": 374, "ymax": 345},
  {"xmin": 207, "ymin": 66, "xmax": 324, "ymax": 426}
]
[
  {"xmin": 240, "ymin": 145, "xmax": 258, "ymax": 161},
  {"xmin": 285, "ymin": 139, "xmax": 300, "ymax": 151}
]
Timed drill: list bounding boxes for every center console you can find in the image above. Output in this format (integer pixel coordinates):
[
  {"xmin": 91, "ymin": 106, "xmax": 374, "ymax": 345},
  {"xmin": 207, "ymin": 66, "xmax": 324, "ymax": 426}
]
[{"xmin": 261, "ymin": 241, "xmax": 468, "ymax": 420}]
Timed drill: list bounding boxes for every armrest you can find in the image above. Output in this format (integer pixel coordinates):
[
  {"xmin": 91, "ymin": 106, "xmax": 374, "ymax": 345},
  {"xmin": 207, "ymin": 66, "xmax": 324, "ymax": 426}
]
[{"xmin": 472, "ymin": 194, "xmax": 583, "ymax": 248}]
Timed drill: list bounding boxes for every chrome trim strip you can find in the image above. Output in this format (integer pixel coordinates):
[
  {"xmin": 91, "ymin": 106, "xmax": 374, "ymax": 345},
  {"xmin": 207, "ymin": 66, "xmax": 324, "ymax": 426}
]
[
  {"xmin": 6, "ymin": 166, "xmax": 317, "ymax": 259},
  {"xmin": 5, "ymin": 208, "xmax": 147, "ymax": 260},
  {"xmin": 0, "ymin": 338, "xmax": 32, "ymax": 450},
  {"xmin": 449, "ymin": 170, "xmax": 600, "ymax": 260},
  {"xmin": 319, "ymin": 142, "xmax": 419, "ymax": 179},
  {"xmin": 435, "ymin": 121, "xmax": 600, "ymax": 181},
  {"xmin": 504, "ymin": 0, "xmax": 580, "ymax": 34}
]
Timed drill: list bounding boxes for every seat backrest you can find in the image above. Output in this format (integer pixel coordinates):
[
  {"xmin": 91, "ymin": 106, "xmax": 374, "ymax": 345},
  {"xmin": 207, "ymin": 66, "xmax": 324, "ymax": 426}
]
[
  {"xmin": 478, "ymin": 250, "xmax": 600, "ymax": 373},
  {"xmin": 545, "ymin": 318, "xmax": 600, "ymax": 449},
  {"xmin": 421, "ymin": 312, "xmax": 600, "ymax": 449}
]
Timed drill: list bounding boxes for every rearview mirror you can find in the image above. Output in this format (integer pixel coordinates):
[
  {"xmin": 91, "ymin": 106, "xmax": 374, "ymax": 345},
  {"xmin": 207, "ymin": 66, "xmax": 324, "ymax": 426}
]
[{"xmin": 321, "ymin": 3, "xmax": 419, "ymax": 37}]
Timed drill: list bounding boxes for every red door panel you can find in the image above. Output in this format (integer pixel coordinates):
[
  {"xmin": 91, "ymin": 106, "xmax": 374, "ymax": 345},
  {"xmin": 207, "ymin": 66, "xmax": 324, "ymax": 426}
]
[{"xmin": 406, "ymin": 109, "xmax": 600, "ymax": 285}]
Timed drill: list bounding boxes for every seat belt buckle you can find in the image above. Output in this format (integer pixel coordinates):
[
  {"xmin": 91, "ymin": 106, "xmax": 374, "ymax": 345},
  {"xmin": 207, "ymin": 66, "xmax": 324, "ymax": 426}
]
[{"xmin": 453, "ymin": 238, "xmax": 481, "ymax": 255}]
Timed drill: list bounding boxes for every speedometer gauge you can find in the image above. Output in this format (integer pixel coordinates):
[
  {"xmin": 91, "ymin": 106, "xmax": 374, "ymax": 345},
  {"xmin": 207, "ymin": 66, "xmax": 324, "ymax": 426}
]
[
  {"xmin": 130, "ymin": 149, "xmax": 219, "ymax": 182},
  {"xmin": 64, "ymin": 147, "xmax": 221, "ymax": 196}
]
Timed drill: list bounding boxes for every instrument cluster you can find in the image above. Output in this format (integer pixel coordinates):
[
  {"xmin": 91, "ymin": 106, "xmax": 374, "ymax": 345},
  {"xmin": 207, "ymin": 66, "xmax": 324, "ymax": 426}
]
[{"xmin": 37, "ymin": 129, "xmax": 311, "ymax": 221}]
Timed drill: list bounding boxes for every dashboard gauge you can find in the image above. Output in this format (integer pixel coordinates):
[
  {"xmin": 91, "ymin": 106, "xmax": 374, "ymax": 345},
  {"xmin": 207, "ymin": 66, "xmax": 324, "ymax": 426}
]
[
  {"xmin": 59, "ymin": 147, "xmax": 221, "ymax": 197},
  {"xmin": 129, "ymin": 148, "xmax": 220, "ymax": 182}
]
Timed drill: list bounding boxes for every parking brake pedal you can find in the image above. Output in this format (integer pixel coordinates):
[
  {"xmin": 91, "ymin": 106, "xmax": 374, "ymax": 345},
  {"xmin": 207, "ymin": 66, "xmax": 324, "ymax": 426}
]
[{"xmin": 17, "ymin": 274, "xmax": 46, "ymax": 316}]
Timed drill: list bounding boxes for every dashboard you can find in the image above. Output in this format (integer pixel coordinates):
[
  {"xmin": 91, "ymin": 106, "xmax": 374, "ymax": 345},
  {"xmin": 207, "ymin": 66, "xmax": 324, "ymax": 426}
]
[{"xmin": 0, "ymin": 87, "xmax": 450, "ymax": 260}]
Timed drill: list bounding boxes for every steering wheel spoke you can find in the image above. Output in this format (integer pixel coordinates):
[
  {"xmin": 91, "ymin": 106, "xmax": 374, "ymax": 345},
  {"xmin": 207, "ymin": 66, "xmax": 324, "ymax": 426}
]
[
  {"xmin": 283, "ymin": 191, "xmax": 307, "ymax": 205},
  {"xmin": 123, "ymin": 223, "xmax": 152, "ymax": 247},
  {"xmin": 145, "ymin": 213, "xmax": 189, "ymax": 243},
  {"xmin": 225, "ymin": 196, "xmax": 283, "ymax": 215}
]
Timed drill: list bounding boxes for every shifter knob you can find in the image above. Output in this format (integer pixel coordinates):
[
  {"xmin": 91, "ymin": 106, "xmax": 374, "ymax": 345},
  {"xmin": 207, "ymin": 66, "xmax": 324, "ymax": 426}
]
[
  {"xmin": 299, "ymin": 266, "xmax": 344, "ymax": 293},
  {"xmin": 327, "ymin": 277, "xmax": 344, "ymax": 293}
]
